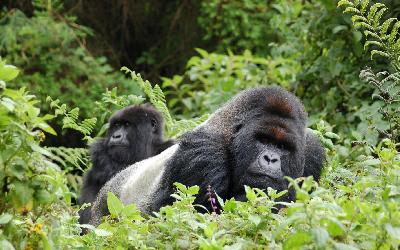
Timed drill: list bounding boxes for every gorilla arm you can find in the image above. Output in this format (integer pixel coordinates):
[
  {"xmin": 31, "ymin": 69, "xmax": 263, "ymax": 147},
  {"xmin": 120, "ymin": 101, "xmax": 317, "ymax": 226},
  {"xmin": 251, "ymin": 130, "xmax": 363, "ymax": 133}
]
[
  {"xmin": 303, "ymin": 130, "xmax": 325, "ymax": 181},
  {"xmin": 90, "ymin": 144, "xmax": 180, "ymax": 226}
]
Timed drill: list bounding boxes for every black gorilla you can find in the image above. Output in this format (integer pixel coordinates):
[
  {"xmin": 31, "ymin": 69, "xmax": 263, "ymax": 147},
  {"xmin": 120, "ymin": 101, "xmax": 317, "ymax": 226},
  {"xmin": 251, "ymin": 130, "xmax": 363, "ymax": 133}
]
[
  {"xmin": 79, "ymin": 104, "xmax": 174, "ymax": 224},
  {"xmin": 90, "ymin": 87, "xmax": 325, "ymax": 225}
]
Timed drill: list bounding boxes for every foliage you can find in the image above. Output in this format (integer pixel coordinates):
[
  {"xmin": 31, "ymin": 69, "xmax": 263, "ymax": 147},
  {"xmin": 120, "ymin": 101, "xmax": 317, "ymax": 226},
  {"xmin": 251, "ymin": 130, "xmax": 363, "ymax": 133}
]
[
  {"xmin": 162, "ymin": 49, "xmax": 269, "ymax": 117},
  {"xmin": 74, "ymin": 138, "xmax": 400, "ymax": 249},
  {"xmin": 338, "ymin": 0, "xmax": 400, "ymax": 141},
  {"xmin": 0, "ymin": 6, "xmax": 139, "ymax": 120},
  {"xmin": 198, "ymin": 0, "xmax": 275, "ymax": 55},
  {"xmin": 0, "ymin": 59, "xmax": 80, "ymax": 249}
]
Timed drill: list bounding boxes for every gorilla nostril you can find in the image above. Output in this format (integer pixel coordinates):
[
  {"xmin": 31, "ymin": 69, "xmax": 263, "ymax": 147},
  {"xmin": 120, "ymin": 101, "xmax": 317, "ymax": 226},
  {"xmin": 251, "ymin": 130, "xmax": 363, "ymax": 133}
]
[
  {"xmin": 263, "ymin": 155, "xmax": 270, "ymax": 162},
  {"xmin": 271, "ymin": 159, "xmax": 278, "ymax": 163}
]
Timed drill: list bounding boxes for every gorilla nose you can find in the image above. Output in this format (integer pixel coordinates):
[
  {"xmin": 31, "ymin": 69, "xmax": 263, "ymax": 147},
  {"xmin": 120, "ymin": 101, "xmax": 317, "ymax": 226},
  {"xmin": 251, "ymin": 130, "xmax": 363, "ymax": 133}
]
[
  {"xmin": 258, "ymin": 150, "xmax": 282, "ymax": 177},
  {"xmin": 260, "ymin": 152, "xmax": 280, "ymax": 166},
  {"xmin": 112, "ymin": 132, "xmax": 122, "ymax": 139},
  {"xmin": 263, "ymin": 154, "xmax": 279, "ymax": 164}
]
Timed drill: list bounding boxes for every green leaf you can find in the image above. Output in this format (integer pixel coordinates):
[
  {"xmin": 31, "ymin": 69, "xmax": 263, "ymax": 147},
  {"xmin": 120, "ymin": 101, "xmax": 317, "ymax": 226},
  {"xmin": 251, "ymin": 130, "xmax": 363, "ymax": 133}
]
[
  {"xmin": 245, "ymin": 186, "xmax": 257, "ymax": 202},
  {"xmin": 249, "ymin": 215, "xmax": 262, "ymax": 226},
  {"xmin": 94, "ymin": 228, "xmax": 113, "ymax": 237},
  {"xmin": 0, "ymin": 240, "xmax": 15, "ymax": 250},
  {"xmin": 37, "ymin": 122, "xmax": 57, "ymax": 135},
  {"xmin": 0, "ymin": 213, "xmax": 12, "ymax": 224},
  {"xmin": 0, "ymin": 64, "xmax": 19, "ymax": 82},
  {"xmin": 324, "ymin": 132, "xmax": 340, "ymax": 140},
  {"xmin": 333, "ymin": 242, "xmax": 359, "ymax": 250},
  {"xmin": 223, "ymin": 199, "xmax": 237, "ymax": 212},
  {"xmin": 174, "ymin": 182, "xmax": 187, "ymax": 193},
  {"xmin": 311, "ymin": 227, "xmax": 330, "ymax": 247},
  {"xmin": 385, "ymin": 224, "xmax": 400, "ymax": 240},
  {"xmin": 372, "ymin": 7, "xmax": 387, "ymax": 28},
  {"xmin": 351, "ymin": 15, "xmax": 367, "ymax": 23},
  {"xmin": 187, "ymin": 185, "xmax": 200, "ymax": 195},
  {"xmin": 204, "ymin": 221, "xmax": 218, "ymax": 238},
  {"xmin": 35, "ymin": 189, "xmax": 53, "ymax": 204},
  {"xmin": 362, "ymin": 158, "xmax": 380, "ymax": 166},
  {"xmin": 283, "ymin": 231, "xmax": 311, "ymax": 250},
  {"xmin": 322, "ymin": 217, "xmax": 346, "ymax": 237},
  {"xmin": 107, "ymin": 192, "xmax": 123, "ymax": 217},
  {"xmin": 13, "ymin": 182, "xmax": 34, "ymax": 206},
  {"xmin": 121, "ymin": 204, "xmax": 141, "ymax": 220}
]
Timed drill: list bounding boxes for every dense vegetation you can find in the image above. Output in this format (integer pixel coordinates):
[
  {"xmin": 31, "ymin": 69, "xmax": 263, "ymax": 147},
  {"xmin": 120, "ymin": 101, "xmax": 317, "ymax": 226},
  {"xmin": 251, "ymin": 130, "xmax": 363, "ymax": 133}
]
[{"xmin": 0, "ymin": 0, "xmax": 399, "ymax": 249}]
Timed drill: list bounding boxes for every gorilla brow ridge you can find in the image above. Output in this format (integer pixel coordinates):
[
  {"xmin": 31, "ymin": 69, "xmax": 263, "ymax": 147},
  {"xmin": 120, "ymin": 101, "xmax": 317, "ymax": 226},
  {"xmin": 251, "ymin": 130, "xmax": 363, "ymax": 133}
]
[
  {"xmin": 255, "ymin": 124, "xmax": 298, "ymax": 151},
  {"xmin": 265, "ymin": 96, "xmax": 295, "ymax": 119}
]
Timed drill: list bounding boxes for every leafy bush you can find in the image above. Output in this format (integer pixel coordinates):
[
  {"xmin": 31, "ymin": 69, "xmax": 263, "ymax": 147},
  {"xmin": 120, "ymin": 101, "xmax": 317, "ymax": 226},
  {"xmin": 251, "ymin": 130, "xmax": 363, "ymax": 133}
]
[
  {"xmin": 0, "ymin": 6, "xmax": 139, "ymax": 119},
  {"xmin": 0, "ymin": 59, "xmax": 80, "ymax": 249},
  {"xmin": 75, "ymin": 137, "xmax": 400, "ymax": 249}
]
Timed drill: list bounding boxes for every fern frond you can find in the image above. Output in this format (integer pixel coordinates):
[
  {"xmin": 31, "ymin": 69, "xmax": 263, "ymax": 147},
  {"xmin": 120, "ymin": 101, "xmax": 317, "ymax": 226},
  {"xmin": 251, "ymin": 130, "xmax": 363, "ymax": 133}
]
[
  {"xmin": 46, "ymin": 147, "xmax": 88, "ymax": 172},
  {"xmin": 339, "ymin": 0, "xmax": 400, "ymax": 66},
  {"xmin": 360, "ymin": 0, "xmax": 370, "ymax": 15},
  {"xmin": 388, "ymin": 21, "xmax": 400, "ymax": 44},
  {"xmin": 364, "ymin": 30, "xmax": 380, "ymax": 40},
  {"xmin": 337, "ymin": 0, "xmax": 353, "ymax": 7},
  {"xmin": 47, "ymin": 96, "xmax": 97, "ymax": 140},
  {"xmin": 344, "ymin": 7, "xmax": 360, "ymax": 14},
  {"xmin": 352, "ymin": 15, "xmax": 368, "ymax": 23},
  {"xmin": 380, "ymin": 18, "xmax": 397, "ymax": 37},
  {"xmin": 366, "ymin": 3, "xmax": 383, "ymax": 22},
  {"xmin": 372, "ymin": 7, "xmax": 387, "ymax": 28},
  {"xmin": 364, "ymin": 40, "xmax": 383, "ymax": 50},
  {"xmin": 371, "ymin": 50, "xmax": 389, "ymax": 59},
  {"xmin": 121, "ymin": 66, "xmax": 211, "ymax": 138},
  {"xmin": 354, "ymin": 21, "xmax": 374, "ymax": 30}
]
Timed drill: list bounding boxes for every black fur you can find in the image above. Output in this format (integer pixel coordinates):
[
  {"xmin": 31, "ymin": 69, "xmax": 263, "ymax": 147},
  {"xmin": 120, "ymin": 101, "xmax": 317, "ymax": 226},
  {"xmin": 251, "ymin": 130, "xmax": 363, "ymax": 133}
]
[
  {"xmin": 90, "ymin": 87, "xmax": 325, "ymax": 225},
  {"xmin": 79, "ymin": 104, "xmax": 174, "ymax": 224}
]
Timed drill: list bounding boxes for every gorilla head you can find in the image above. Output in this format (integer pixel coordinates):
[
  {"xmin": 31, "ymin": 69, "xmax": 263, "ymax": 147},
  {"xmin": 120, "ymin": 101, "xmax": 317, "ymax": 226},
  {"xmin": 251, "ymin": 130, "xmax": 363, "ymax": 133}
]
[
  {"xmin": 226, "ymin": 88, "xmax": 308, "ymax": 200},
  {"xmin": 79, "ymin": 104, "xmax": 174, "ymax": 225},
  {"xmin": 105, "ymin": 104, "xmax": 166, "ymax": 164},
  {"xmin": 90, "ymin": 87, "xmax": 325, "ymax": 226}
]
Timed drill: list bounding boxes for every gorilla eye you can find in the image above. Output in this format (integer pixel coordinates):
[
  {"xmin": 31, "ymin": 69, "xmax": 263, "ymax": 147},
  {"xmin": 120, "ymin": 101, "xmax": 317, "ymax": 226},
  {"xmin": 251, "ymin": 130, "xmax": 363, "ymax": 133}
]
[{"xmin": 124, "ymin": 121, "xmax": 130, "ymax": 127}]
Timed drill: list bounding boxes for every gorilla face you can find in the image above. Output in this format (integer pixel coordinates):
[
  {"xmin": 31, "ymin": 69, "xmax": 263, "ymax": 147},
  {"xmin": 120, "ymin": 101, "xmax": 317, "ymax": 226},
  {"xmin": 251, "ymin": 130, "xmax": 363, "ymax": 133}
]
[
  {"xmin": 106, "ymin": 104, "xmax": 162, "ymax": 164},
  {"xmin": 229, "ymin": 91, "xmax": 307, "ymax": 201}
]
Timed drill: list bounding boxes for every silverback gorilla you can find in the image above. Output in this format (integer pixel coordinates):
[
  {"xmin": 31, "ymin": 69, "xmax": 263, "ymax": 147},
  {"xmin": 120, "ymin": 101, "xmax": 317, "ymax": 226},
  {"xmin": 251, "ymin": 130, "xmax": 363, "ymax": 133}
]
[
  {"xmin": 90, "ymin": 87, "xmax": 325, "ymax": 225},
  {"xmin": 79, "ymin": 104, "xmax": 174, "ymax": 224}
]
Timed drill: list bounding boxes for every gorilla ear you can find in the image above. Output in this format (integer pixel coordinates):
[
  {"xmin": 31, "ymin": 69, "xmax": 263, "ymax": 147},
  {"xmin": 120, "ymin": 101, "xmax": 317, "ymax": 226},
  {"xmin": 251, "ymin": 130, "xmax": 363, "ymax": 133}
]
[{"xmin": 151, "ymin": 118, "xmax": 158, "ymax": 133}]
